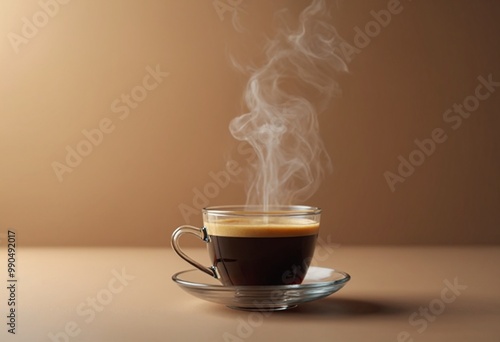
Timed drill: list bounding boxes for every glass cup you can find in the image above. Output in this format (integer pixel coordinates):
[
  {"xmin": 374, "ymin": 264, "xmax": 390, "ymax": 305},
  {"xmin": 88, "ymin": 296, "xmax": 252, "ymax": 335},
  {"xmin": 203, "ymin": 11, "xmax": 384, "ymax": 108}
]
[{"xmin": 171, "ymin": 205, "xmax": 321, "ymax": 286}]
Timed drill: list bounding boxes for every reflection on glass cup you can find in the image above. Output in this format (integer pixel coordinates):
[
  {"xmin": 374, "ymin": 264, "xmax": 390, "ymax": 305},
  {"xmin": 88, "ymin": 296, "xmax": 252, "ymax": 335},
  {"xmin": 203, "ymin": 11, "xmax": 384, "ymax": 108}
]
[{"xmin": 171, "ymin": 205, "xmax": 320, "ymax": 286}]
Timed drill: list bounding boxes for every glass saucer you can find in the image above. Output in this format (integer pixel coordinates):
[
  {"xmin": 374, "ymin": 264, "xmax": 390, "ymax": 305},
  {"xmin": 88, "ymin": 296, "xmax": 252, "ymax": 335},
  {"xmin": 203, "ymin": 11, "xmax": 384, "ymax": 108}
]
[{"xmin": 172, "ymin": 266, "xmax": 350, "ymax": 311}]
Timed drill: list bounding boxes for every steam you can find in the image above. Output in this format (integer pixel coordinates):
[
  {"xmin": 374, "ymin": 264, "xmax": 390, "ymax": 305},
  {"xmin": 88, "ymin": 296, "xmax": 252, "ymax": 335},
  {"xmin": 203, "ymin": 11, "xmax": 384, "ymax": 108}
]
[{"xmin": 229, "ymin": 0, "xmax": 347, "ymax": 209}]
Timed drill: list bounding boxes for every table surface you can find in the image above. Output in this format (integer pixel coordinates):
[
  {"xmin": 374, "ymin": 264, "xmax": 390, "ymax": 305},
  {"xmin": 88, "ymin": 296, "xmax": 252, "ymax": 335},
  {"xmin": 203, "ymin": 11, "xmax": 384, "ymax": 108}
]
[{"xmin": 1, "ymin": 246, "xmax": 499, "ymax": 342}]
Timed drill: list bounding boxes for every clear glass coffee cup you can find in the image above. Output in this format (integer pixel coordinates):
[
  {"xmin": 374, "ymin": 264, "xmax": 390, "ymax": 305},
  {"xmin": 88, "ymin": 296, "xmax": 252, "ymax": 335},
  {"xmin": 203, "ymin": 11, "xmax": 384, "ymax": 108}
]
[{"xmin": 171, "ymin": 205, "xmax": 321, "ymax": 286}]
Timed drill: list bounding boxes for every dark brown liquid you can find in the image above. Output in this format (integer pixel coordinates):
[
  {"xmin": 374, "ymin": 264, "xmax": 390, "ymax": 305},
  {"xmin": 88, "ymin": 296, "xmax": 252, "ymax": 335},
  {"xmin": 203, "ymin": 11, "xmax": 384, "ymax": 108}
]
[{"xmin": 209, "ymin": 234, "xmax": 317, "ymax": 286}]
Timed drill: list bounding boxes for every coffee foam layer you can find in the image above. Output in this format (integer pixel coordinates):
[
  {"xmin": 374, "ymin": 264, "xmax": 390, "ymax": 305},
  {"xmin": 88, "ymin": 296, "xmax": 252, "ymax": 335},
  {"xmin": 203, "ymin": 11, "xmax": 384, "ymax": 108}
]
[{"xmin": 205, "ymin": 218, "xmax": 319, "ymax": 237}]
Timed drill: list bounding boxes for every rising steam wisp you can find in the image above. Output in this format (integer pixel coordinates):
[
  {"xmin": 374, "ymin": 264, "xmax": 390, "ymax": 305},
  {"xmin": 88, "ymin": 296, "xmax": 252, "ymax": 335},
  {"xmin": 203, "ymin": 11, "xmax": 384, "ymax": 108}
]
[{"xmin": 229, "ymin": 0, "xmax": 348, "ymax": 209}]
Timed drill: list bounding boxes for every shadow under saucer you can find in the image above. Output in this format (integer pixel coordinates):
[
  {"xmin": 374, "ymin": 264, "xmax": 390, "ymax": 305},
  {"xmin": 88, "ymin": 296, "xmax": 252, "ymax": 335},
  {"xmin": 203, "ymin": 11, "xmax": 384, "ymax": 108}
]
[{"xmin": 279, "ymin": 296, "xmax": 419, "ymax": 318}]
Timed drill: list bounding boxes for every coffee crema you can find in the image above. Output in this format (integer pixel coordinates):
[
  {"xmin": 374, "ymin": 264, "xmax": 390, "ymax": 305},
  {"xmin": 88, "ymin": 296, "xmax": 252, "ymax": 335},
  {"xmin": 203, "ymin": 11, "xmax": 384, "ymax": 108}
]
[{"xmin": 205, "ymin": 218, "xmax": 319, "ymax": 237}]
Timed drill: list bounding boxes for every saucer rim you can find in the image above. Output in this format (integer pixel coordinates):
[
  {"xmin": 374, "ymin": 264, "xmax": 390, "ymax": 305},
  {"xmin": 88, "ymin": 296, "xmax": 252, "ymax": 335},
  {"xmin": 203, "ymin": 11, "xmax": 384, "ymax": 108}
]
[{"xmin": 172, "ymin": 266, "xmax": 351, "ymax": 290}]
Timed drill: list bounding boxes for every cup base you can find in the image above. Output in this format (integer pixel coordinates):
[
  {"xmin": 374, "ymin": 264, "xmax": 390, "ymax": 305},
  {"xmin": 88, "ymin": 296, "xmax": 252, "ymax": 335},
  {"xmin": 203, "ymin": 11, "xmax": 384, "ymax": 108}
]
[{"xmin": 227, "ymin": 304, "xmax": 297, "ymax": 311}]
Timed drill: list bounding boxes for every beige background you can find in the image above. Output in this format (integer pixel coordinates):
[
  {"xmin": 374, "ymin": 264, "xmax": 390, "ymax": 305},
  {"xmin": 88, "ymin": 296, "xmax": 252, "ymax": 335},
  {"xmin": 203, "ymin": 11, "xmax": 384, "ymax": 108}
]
[{"xmin": 0, "ymin": 0, "xmax": 499, "ymax": 246}]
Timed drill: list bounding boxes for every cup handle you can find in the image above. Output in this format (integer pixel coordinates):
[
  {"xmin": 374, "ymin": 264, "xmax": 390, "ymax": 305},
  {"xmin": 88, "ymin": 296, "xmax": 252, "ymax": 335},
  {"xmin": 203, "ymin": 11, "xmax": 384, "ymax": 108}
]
[{"xmin": 171, "ymin": 225, "xmax": 217, "ymax": 278}]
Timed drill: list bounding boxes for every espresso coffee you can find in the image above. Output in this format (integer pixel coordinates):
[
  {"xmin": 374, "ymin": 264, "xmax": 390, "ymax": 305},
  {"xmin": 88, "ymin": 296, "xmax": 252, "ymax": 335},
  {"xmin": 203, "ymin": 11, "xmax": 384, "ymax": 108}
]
[{"xmin": 206, "ymin": 218, "xmax": 319, "ymax": 286}]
